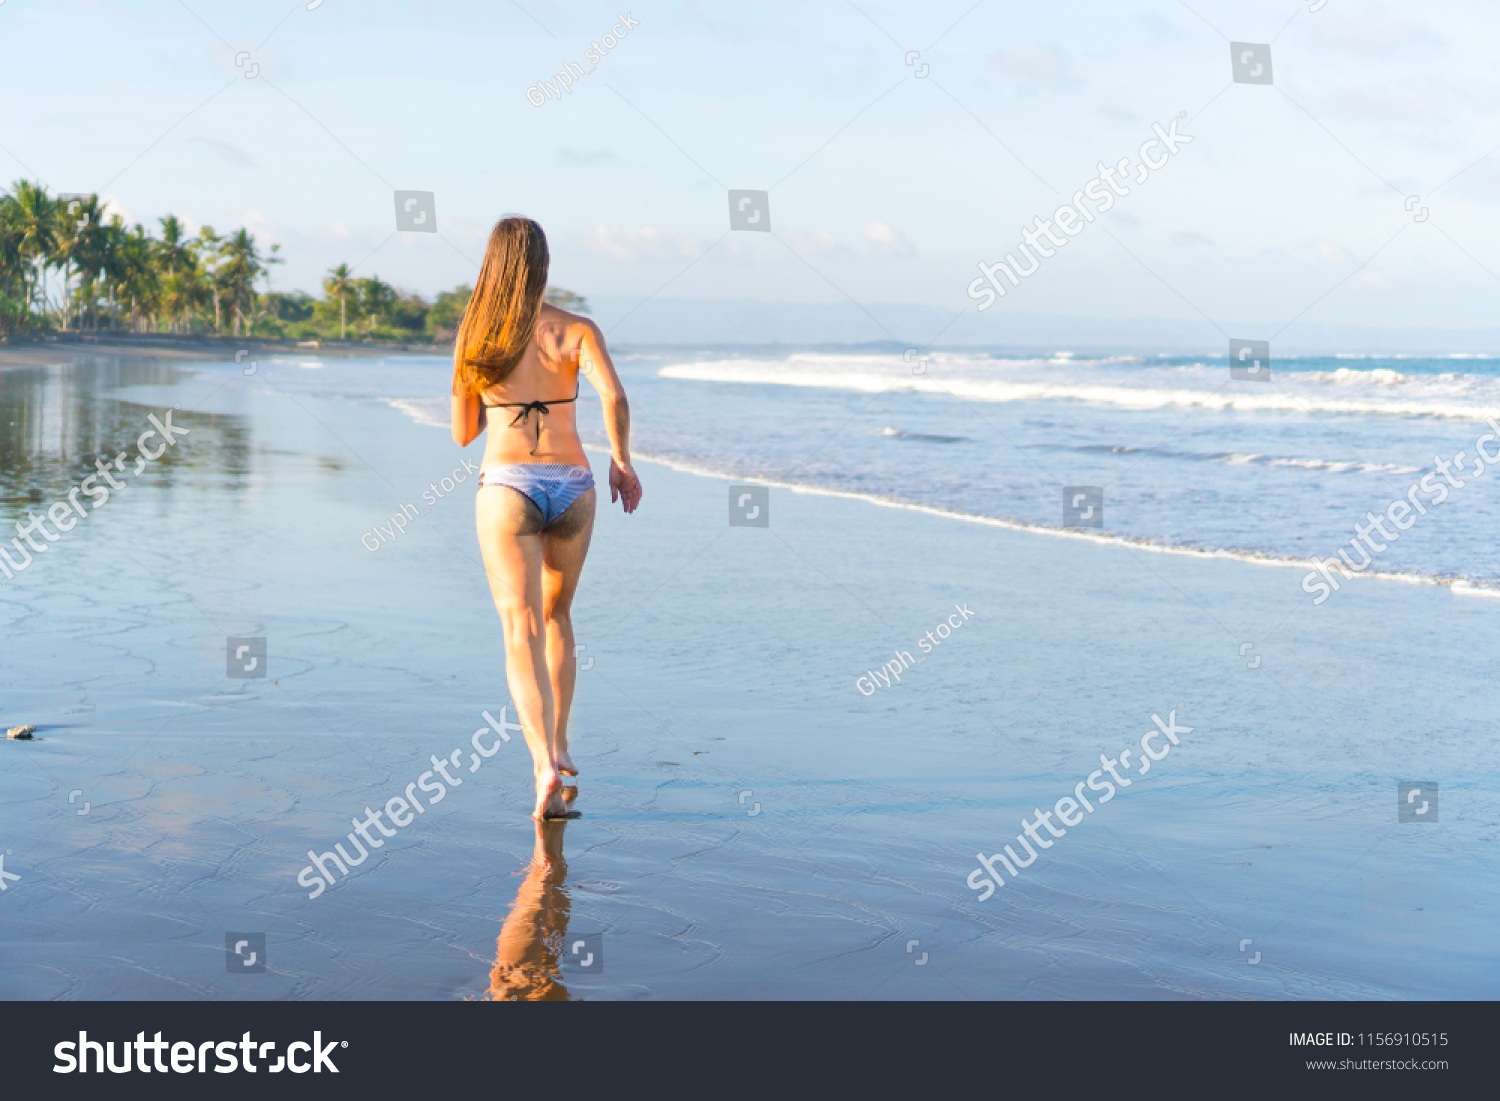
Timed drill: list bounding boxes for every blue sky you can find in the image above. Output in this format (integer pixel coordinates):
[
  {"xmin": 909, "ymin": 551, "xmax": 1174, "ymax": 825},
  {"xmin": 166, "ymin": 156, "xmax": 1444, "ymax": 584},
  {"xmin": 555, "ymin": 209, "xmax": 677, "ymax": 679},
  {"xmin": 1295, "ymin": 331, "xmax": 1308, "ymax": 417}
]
[{"xmin": 3, "ymin": 0, "xmax": 1499, "ymax": 338}]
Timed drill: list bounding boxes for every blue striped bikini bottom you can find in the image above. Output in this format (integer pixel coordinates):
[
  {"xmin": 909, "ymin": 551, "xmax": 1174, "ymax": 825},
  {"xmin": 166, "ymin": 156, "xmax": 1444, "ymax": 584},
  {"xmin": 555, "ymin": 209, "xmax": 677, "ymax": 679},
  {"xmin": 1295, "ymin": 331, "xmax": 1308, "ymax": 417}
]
[{"xmin": 478, "ymin": 463, "xmax": 594, "ymax": 526}]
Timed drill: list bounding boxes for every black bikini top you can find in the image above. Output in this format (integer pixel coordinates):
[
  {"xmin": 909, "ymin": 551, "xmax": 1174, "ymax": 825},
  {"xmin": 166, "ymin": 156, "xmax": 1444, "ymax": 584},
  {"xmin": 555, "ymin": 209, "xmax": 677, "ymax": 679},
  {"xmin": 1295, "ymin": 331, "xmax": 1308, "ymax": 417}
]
[{"xmin": 482, "ymin": 384, "xmax": 580, "ymax": 455}]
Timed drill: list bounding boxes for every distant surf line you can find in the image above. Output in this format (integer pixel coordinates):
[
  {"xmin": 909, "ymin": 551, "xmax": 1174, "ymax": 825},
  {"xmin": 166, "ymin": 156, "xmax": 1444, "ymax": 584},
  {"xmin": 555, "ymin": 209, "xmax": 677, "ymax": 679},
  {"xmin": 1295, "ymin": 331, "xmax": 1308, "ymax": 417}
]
[
  {"xmin": 601, "ymin": 445, "xmax": 1500, "ymax": 599},
  {"xmin": 657, "ymin": 363, "xmax": 1500, "ymax": 423}
]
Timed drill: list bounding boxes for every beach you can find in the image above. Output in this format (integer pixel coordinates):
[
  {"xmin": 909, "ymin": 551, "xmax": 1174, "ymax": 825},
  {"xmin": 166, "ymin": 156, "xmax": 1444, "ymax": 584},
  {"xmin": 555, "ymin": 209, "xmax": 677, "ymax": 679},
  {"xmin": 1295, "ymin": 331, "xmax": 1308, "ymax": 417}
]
[{"xmin": 1, "ymin": 347, "xmax": 1496, "ymax": 1000}]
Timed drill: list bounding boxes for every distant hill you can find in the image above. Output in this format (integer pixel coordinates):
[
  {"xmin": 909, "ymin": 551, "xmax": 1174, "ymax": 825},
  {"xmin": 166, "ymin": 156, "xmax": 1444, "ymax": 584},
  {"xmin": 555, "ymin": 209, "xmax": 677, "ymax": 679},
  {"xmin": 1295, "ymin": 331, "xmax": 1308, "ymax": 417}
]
[{"xmin": 589, "ymin": 296, "xmax": 1500, "ymax": 354}]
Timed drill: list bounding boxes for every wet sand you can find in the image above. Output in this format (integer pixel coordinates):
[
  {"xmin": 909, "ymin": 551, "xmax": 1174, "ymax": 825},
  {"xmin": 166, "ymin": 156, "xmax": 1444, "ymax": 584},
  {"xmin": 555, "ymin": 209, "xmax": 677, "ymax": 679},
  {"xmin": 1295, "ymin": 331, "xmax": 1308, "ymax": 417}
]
[{"xmin": 0, "ymin": 352, "xmax": 1496, "ymax": 999}]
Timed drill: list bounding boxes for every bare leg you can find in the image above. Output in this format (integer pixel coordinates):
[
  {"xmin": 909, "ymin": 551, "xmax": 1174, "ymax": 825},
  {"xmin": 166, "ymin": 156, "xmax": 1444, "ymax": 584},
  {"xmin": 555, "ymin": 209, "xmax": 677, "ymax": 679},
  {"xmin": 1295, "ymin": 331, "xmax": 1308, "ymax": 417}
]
[
  {"xmin": 477, "ymin": 486, "xmax": 569, "ymax": 819},
  {"xmin": 541, "ymin": 488, "xmax": 597, "ymax": 777}
]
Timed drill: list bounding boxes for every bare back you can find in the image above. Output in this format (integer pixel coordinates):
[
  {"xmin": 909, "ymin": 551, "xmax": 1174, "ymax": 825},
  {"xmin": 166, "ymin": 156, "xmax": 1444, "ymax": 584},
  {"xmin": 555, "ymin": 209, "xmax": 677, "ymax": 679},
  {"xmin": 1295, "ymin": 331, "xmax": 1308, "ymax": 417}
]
[{"xmin": 476, "ymin": 304, "xmax": 591, "ymax": 467}]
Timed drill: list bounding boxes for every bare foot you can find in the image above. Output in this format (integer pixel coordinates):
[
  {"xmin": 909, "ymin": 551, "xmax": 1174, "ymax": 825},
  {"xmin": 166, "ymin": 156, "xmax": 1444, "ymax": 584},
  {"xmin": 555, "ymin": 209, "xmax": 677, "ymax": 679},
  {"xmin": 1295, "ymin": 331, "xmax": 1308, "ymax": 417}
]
[
  {"xmin": 556, "ymin": 747, "xmax": 579, "ymax": 777},
  {"xmin": 532, "ymin": 771, "xmax": 579, "ymax": 820}
]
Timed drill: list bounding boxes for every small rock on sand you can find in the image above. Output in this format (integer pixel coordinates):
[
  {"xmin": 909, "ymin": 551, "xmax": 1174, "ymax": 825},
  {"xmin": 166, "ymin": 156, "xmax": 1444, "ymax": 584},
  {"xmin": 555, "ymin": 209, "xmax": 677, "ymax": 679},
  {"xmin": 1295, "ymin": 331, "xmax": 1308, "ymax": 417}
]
[{"xmin": 7, "ymin": 725, "xmax": 35, "ymax": 740}]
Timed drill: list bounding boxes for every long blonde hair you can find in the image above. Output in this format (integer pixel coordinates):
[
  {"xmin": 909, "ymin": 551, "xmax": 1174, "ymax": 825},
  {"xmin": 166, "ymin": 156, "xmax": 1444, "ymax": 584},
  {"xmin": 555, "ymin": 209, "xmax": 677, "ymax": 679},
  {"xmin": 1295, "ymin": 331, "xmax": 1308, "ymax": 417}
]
[{"xmin": 453, "ymin": 217, "xmax": 549, "ymax": 395}]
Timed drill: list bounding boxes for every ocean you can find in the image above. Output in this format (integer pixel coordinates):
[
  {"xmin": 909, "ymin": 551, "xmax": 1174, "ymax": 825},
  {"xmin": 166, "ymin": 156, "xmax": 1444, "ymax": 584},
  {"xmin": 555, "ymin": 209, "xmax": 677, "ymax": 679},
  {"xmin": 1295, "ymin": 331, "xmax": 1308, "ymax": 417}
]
[{"xmin": 357, "ymin": 347, "xmax": 1500, "ymax": 593}]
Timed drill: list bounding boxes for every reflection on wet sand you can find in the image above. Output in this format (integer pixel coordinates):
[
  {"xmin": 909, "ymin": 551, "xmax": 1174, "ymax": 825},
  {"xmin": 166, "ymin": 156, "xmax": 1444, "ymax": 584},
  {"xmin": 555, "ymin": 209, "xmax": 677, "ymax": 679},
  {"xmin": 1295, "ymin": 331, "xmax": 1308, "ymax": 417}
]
[
  {"xmin": 0, "ymin": 356, "xmax": 252, "ymax": 508},
  {"xmin": 486, "ymin": 817, "xmax": 575, "ymax": 1001}
]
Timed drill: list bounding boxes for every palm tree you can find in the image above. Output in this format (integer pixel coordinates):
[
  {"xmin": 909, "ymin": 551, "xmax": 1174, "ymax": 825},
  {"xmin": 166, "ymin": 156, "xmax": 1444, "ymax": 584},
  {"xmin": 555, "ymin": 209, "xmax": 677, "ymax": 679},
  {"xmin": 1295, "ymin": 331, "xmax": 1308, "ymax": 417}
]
[
  {"xmin": 158, "ymin": 266, "xmax": 200, "ymax": 334},
  {"xmin": 323, "ymin": 263, "xmax": 354, "ymax": 339},
  {"xmin": 0, "ymin": 183, "xmax": 299, "ymax": 336},
  {"xmin": 111, "ymin": 222, "xmax": 157, "ymax": 331},
  {"xmin": 8, "ymin": 181, "xmax": 57, "ymax": 317},
  {"xmin": 0, "ymin": 192, "xmax": 25, "ymax": 321},
  {"xmin": 253, "ymin": 240, "xmax": 283, "ymax": 334},
  {"xmin": 157, "ymin": 215, "xmax": 193, "ymax": 275},
  {"xmin": 55, "ymin": 194, "xmax": 107, "ymax": 330},
  {"xmin": 544, "ymin": 287, "xmax": 590, "ymax": 314},
  {"xmin": 151, "ymin": 214, "xmax": 197, "ymax": 331},
  {"xmin": 219, "ymin": 227, "xmax": 264, "ymax": 336},
  {"xmin": 97, "ymin": 217, "xmax": 129, "ymax": 329},
  {"xmin": 192, "ymin": 227, "xmax": 227, "ymax": 333},
  {"xmin": 356, "ymin": 275, "xmax": 396, "ymax": 333}
]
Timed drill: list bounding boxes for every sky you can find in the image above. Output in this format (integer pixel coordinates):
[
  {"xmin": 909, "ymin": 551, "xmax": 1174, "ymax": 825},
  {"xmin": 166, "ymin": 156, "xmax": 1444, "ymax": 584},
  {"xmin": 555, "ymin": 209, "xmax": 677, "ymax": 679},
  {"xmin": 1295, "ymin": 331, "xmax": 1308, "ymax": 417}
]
[{"xmin": 3, "ymin": 0, "xmax": 1499, "ymax": 343}]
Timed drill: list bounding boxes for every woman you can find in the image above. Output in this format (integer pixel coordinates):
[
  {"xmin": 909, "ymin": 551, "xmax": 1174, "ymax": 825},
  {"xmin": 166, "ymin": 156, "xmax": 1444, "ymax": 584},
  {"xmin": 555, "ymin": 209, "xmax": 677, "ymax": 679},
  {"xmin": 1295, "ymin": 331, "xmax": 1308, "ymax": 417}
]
[{"xmin": 451, "ymin": 216, "xmax": 642, "ymax": 820}]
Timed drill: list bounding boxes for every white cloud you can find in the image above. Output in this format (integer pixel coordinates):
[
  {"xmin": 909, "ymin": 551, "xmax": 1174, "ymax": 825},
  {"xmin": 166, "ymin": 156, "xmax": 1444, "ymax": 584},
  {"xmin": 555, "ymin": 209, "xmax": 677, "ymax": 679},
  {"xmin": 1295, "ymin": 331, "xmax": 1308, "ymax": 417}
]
[
  {"xmin": 862, "ymin": 221, "xmax": 913, "ymax": 256},
  {"xmin": 781, "ymin": 227, "xmax": 842, "ymax": 256},
  {"xmin": 240, "ymin": 209, "xmax": 281, "ymax": 246},
  {"xmin": 97, "ymin": 195, "xmax": 130, "ymax": 224},
  {"xmin": 1315, "ymin": 239, "xmax": 1348, "ymax": 263},
  {"xmin": 584, "ymin": 224, "xmax": 699, "ymax": 261}
]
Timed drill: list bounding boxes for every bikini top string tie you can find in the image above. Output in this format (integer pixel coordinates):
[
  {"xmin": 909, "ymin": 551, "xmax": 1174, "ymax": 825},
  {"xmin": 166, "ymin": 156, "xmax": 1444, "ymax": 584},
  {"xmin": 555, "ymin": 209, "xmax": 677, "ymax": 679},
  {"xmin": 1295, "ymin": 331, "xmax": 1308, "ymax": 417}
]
[
  {"xmin": 488, "ymin": 386, "xmax": 580, "ymax": 456},
  {"xmin": 504, "ymin": 400, "xmax": 553, "ymax": 455}
]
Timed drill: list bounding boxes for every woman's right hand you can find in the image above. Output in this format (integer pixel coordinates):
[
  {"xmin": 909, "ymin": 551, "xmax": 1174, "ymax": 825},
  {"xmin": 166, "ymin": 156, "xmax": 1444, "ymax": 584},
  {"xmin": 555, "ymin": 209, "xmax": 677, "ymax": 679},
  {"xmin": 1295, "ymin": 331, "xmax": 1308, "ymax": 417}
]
[{"xmin": 609, "ymin": 458, "xmax": 643, "ymax": 514}]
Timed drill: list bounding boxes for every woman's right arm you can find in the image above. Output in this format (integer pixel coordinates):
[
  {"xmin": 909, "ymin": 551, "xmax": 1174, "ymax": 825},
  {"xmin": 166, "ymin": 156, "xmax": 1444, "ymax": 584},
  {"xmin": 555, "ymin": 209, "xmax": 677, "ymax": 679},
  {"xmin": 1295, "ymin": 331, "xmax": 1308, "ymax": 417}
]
[
  {"xmin": 577, "ymin": 321, "xmax": 642, "ymax": 514},
  {"xmin": 452, "ymin": 367, "xmax": 485, "ymax": 448}
]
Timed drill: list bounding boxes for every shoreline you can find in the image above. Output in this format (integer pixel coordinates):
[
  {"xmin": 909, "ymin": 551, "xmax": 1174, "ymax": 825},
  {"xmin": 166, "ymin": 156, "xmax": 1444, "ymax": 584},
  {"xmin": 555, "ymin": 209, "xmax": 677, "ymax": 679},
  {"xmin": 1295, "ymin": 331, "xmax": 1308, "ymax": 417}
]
[
  {"xmin": 0, "ymin": 333, "xmax": 440, "ymax": 369},
  {"xmin": 616, "ymin": 445, "xmax": 1500, "ymax": 599}
]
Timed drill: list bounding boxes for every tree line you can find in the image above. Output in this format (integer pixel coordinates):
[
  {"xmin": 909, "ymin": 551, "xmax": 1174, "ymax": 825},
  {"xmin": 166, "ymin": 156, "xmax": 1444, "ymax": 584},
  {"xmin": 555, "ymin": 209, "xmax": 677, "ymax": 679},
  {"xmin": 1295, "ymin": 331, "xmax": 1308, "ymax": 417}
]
[{"xmin": 0, "ymin": 180, "xmax": 588, "ymax": 342}]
